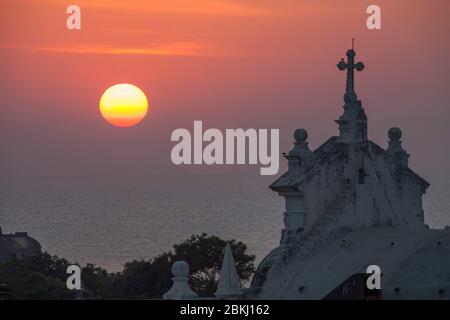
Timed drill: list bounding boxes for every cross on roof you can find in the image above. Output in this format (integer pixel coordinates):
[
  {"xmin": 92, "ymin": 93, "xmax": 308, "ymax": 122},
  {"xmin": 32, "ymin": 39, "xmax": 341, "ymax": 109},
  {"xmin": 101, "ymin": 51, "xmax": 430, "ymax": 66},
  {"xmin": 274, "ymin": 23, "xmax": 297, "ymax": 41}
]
[{"xmin": 337, "ymin": 39, "xmax": 365, "ymax": 103}]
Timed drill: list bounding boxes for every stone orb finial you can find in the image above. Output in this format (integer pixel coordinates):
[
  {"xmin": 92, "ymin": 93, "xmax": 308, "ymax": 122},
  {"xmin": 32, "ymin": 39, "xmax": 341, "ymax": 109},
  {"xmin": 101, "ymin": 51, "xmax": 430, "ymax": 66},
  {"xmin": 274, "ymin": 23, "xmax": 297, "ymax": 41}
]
[
  {"xmin": 294, "ymin": 129, "xmax": 308, "ymax": 143},
  {"xmin": 388, "ymin": 127, "xmax": 402, "ymax": 141},
  {"xmin": 171, "ymin": 261, "xmax": 189, "ymax": 278}
]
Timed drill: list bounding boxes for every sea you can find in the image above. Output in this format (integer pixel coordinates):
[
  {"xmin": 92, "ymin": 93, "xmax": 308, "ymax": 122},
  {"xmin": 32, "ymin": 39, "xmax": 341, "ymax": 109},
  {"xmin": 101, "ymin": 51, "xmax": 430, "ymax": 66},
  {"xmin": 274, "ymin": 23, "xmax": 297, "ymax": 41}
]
[{"xmin": 0, "ymin": 171, "xmax": 449, "ymax": 272}]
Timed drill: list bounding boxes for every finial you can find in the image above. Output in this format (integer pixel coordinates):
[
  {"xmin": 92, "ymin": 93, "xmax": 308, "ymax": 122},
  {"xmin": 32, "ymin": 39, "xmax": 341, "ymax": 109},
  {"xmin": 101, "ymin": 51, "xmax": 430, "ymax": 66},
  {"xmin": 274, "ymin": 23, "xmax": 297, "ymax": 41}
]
[
  {"xmin": 163, "ymin": 261, "xmax": 198, "ymax": 300},
  {"xmin": 388, "ymin": 127, "xmax": 402, "ymax": 141},
  {"xmin": 172, "ymin": 260, "xmax": 189, "ymax": 278},
  {"xmin": 294, "ymin": 129, "xmax": 308, "ymax": 143},
  {"xmin": 386, "ymin": 127, "xmax": 409, "ymax": 166},
  {"xmin": 337, "ymin": 41, "xmax": 365, "ymax": 103},
  {"xmin": 215, "ymin": 243, "xmax": 243, "ymax": 299},
  {"xmin": 285, "ymin": 128, "xmax": 313, "ymax": 176},
  {"xmin": 289, "ymin": 128, "xmax": 310, "ymax": 156}
]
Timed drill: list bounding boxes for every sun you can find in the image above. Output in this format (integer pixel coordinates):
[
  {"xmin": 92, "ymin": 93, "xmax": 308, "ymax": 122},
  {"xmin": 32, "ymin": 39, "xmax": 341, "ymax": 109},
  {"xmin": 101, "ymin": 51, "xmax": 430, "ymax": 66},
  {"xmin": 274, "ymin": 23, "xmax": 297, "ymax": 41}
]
[{"xmin": 99, "ymin": 83, "xmax": 148, "ymax": 128}]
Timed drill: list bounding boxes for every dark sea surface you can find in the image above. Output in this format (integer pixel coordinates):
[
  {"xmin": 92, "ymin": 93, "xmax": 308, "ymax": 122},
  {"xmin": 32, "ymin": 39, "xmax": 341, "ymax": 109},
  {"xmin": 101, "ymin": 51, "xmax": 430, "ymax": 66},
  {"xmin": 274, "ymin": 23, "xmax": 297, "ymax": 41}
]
[{"xmin": 1, "ymin": 171, "xmax": 449, "ymax": 271}]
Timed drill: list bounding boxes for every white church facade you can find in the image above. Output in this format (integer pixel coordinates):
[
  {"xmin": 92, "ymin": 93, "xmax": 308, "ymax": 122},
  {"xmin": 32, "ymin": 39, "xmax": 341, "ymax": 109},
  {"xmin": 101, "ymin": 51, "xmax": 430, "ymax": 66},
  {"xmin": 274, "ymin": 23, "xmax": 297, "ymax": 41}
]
[
  {"xmin": 165, "ymin": 44, "xmax": 450, "ymax": 300},
  {"xmin": 248, "ymin": 44, "xmax": 450, "ymax": 299}
]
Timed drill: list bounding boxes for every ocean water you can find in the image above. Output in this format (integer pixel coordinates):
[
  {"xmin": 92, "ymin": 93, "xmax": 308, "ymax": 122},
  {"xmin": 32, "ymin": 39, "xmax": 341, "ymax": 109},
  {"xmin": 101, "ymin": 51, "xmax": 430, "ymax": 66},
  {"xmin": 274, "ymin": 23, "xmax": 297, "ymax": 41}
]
[{"xmin": 0, "ymin": 172, "xmax": 449, "ymax": 272}]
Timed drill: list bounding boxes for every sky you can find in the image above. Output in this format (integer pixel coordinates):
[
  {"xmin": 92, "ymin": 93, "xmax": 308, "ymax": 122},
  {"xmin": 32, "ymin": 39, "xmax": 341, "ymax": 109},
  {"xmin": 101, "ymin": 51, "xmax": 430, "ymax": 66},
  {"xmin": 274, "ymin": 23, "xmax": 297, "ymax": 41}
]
[{"xmin": 0, "ymin": 0, "xmax": 449, "ymax": 180}]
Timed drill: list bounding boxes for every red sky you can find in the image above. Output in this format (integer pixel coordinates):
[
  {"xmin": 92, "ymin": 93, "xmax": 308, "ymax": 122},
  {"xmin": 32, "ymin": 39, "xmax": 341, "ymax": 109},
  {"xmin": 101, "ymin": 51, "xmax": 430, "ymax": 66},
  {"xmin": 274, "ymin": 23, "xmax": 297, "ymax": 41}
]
[{"xmin": 0, "ymin": 0, "xmax": 449, "ymax": 178}]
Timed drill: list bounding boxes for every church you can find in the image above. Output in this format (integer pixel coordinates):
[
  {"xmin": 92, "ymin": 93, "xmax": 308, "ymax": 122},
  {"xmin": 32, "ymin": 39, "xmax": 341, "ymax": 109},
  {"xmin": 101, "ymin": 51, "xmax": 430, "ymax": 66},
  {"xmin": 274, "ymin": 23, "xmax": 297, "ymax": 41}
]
[
  {"xmin": 164, "ymin": 44, "xmax": 450, "ymax": 300},
  {"xmin": 247, "ymin": 44, "xmax": 450, "ymax": 299}
]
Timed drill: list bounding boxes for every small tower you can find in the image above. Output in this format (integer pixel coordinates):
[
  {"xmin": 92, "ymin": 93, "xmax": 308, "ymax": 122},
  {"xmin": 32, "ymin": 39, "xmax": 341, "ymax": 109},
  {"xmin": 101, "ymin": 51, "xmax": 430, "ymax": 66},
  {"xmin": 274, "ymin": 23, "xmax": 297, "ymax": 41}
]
[
  {"xmin": 284, "ymin": 129, "xmax": 314, "ymax": 176},
  {"xmin": 163, "ymin": 261, "xmax": 198, "ymax": 300},
  {"xmin": 386, "ymin": 127, "xmax": 409, "ymax": 166},
  {"xmin": 215, "ymin": 243, "xmax": 243, "ymax": 299},
  {"xmin": 336, "ymin": 39, "xmax": 368, "ymax": 143},
  {"xmin": 272, "ymin": 129, "xmax": 312, "ymax": 246}
]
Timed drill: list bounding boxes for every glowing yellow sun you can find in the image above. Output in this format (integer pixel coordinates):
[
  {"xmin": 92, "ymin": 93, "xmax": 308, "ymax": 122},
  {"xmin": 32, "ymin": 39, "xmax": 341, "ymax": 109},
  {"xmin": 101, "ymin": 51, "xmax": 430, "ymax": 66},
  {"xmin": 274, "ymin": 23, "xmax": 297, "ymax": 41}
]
[{"xmin": 99, "ymin": 83, "xmax": 148, "ymax": 128}]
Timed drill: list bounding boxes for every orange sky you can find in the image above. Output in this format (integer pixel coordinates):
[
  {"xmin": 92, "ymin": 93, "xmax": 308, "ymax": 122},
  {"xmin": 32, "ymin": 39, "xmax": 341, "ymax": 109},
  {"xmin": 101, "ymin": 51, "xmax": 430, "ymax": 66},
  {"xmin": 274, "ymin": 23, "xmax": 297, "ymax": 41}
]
[{"xmin": 0, "ymin": 0, "xmax": 449, "ymax": 178}]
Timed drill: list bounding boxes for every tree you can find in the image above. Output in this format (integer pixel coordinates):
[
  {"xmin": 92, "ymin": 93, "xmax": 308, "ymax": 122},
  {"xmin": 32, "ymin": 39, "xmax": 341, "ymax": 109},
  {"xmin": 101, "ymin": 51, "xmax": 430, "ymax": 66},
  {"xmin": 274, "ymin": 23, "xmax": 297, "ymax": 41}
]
[
  {"xmin": 117, "ymin": 233, "xmax": 255, "ymax": 298},
  {"xmin": 0, "ymin": 253, "xmax": 74, "ymax": 299},
  {"xmin": 0, "ymin": 234, "xmax": 255, "ymax": 299},
  {"xmin": 113, "ymin": 251, "xmax": 172, "ymax": 299},
  {"xmin": 173, "ymin": 234, "xmax": 255, "ymax": 296},
  {"xmin": 0, "ymin": 252, "xmax": 115, "ymax": 299},
  {"xmin": 81, "ymin": 263, "xmax": 117, "ymax": 299}
]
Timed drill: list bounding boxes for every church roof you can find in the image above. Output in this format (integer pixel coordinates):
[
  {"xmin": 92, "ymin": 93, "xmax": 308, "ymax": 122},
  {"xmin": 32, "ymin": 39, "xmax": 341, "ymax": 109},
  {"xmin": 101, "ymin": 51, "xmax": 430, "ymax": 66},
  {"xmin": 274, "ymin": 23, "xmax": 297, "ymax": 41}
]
[
  {"xmin": 269, "ymin": 136, "xmax": 346, "ymax": 192},
  {"xmin": 255, "ymin": 226, "xmax": 450, "ymax": 299},
  {"xmin": 270, "ymin": 137, "xmax": 429, "ymax": 192}
]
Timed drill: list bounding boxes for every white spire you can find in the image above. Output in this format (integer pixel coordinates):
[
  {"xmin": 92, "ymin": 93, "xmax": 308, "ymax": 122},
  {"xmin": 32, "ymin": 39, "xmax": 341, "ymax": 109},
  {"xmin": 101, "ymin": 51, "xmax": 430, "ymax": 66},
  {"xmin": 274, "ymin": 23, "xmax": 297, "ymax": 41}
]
[
  {"xmin": 215, "ymin": 243, "xmax": 243, "ymax": 299},
  {"xmin": 163, "ymin": 261, "xmax": 198, "ymax": 300}
]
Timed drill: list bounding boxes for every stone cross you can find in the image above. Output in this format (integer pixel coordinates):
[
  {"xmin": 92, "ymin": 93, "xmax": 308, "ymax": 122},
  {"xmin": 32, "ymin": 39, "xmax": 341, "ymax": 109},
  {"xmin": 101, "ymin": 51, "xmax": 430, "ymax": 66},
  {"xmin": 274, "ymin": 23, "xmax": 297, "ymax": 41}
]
[{"xmin": 337, "ymin": 39, "xmax": 365, "ymax": 103}]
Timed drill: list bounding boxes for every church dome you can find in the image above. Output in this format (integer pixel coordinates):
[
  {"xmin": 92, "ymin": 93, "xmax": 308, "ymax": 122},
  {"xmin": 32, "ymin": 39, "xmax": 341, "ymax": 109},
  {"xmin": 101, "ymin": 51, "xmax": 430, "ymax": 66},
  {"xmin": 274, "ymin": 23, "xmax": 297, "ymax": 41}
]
[{"xmin": 255, "ymin": 226, "xmax": 450, "ymax": 299}]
